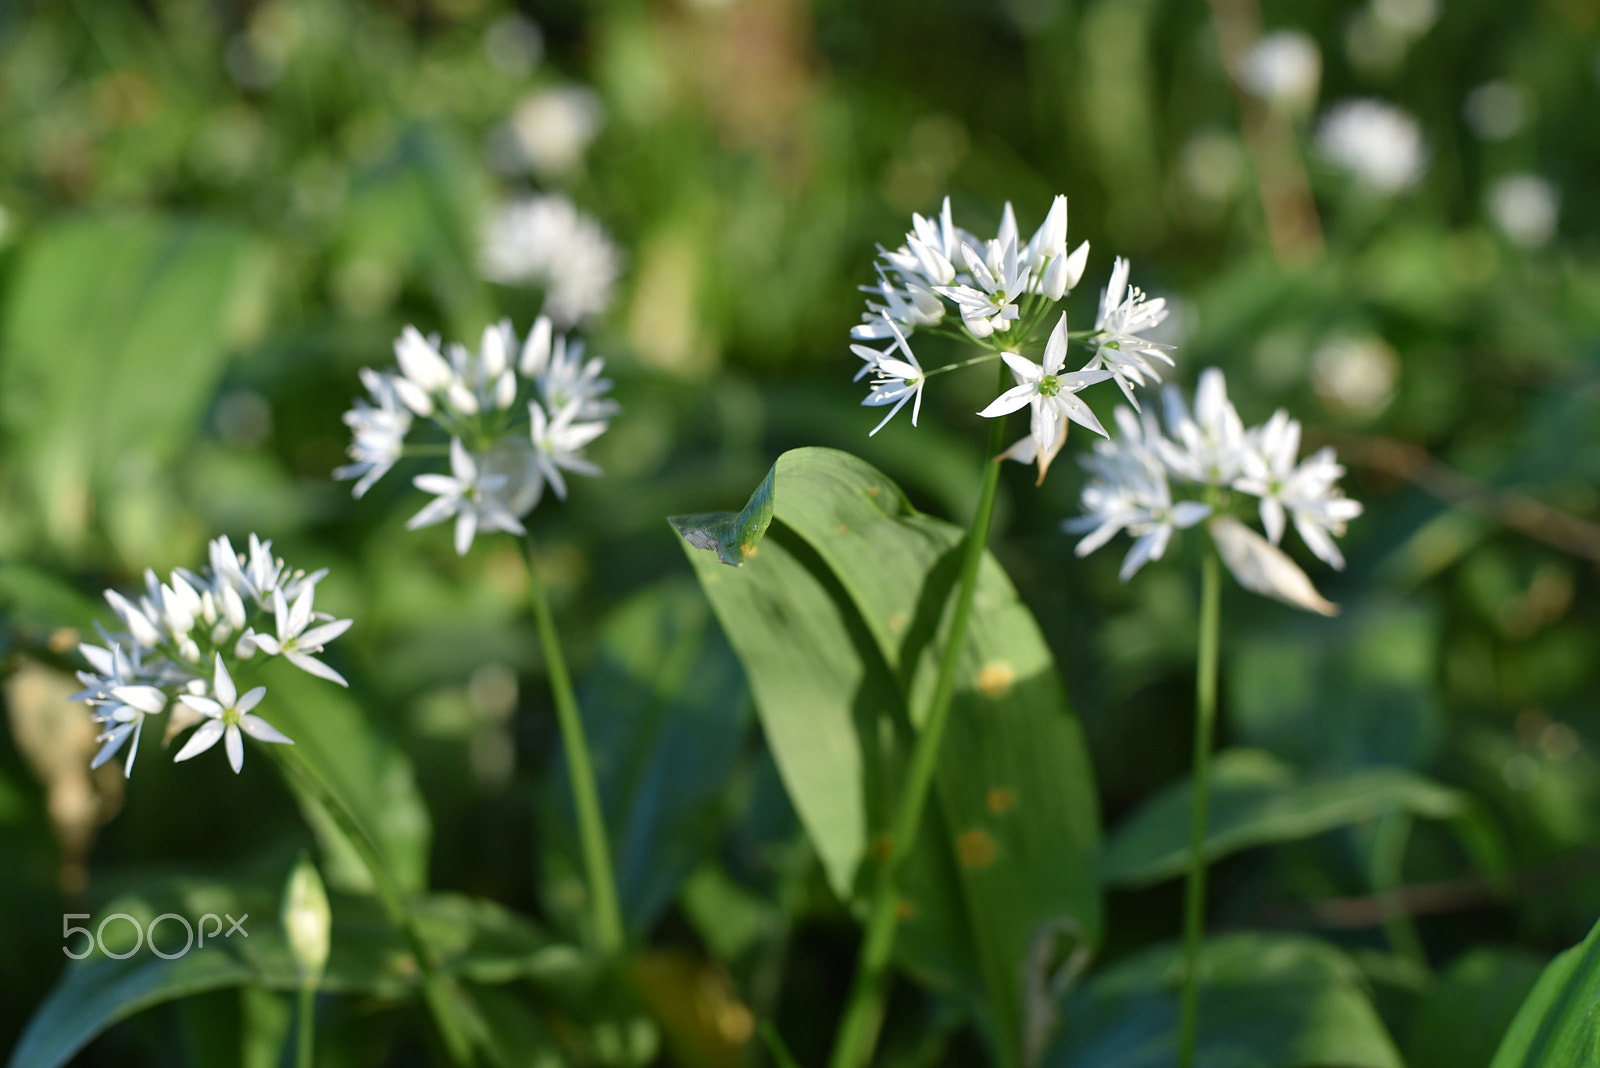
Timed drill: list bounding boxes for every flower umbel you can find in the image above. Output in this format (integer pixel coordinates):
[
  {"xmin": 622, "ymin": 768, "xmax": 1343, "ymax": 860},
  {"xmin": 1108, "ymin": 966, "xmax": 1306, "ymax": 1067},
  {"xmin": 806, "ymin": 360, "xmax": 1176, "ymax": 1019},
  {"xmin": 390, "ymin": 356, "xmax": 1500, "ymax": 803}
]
[
  {"xmin": 1067, "ymin": 367, "xmax": 1362, "ymax": 613},
  {"xmin": 73, "ymin": 535, "xmax": 349, "ymax": 777},
  {"xmin": 338, "ymin": 315, "xmax": 616, "ymax": 555},
  {"xmin": 848, "ymin": 194, "xmax": 1176, "ymax": 481}
]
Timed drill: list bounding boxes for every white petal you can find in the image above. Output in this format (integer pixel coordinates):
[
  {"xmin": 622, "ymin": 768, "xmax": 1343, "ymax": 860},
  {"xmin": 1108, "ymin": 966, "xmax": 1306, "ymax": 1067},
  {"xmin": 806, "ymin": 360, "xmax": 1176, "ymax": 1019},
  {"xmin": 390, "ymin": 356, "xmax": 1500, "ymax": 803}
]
[
  {"xmin": 212, "ymin": 654, "xmax": 237, "ymax": 708},
  {"xmin": 407, "ymin": 495, "xmax": 459, "ymax": 531},
  {"xmin": 174, "ymin": 719, "xmax": 226, "ymax": 762},
  {"xmin": 239, "ymin": 713, "xmax": 294, "ymax": 746},
  {"xmin": 180, "ymin": 694, "xmax": 225, "ymax": 717},
  {"xmin": 978, "ymin": 382, "xmax": 1037, "ymax": 419},
  {"xmin": 91, "ymin": 722, "xmax": 136, "ymax": 771},
  {"xmin": 1000, "ymin": 351, "xmax": 1044, "ymax": 382},
  {"xmin": 297, "ymin": 618, "xmax": 353, "ymax": 648},
  {"xmin": 111, "ymin": 685, "xmax": 167, "ymax": 714},
  {"xmin": 286, "ymin": 651, "xmax": 350, "ymax": 688},
  {"xmin": 235, "ymin": 686, "xmax": 267, "ymax": 715},
  {"xmin": 225, "ymin": 725, "xmax": 244, "ymax": 773},
  {"xmin": 454, "ymin": 510, "xmax": 478, "ymax": 556}
]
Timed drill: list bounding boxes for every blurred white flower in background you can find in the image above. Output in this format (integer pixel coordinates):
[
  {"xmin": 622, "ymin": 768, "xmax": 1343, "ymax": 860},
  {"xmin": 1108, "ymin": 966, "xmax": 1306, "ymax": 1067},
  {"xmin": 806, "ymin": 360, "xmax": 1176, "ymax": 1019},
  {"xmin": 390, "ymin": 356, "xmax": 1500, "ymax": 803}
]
[
  {"xmin": 1238, "ymin": 30, "xmax": 1321, "ymax": 116},
  {"xmin": 1311, "ymin": 336, "xmax": 1399, "ymax": 418},
  {"xmin": 1315, "ymin": 99, "xmax": 1427, "ymax": 194},
  {"xmin": 1463, "ymin": 81, "xmax": 1529, "ymax": 142},
  {"xmin": 481, "ymin": 194, "xmax": 621, "ymax": 326},
  {"xmin": 1489, "ymin": 175, "xmax": 1560, "ymax": 248},
  {"xmin": 492, "ymin": 85, "xmax": 605, "ymax": 179}
]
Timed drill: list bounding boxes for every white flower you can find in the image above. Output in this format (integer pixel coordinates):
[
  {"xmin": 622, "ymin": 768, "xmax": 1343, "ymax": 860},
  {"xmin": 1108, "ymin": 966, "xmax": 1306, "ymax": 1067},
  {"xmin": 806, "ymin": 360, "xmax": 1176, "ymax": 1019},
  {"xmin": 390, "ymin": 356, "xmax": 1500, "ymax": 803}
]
[
  {"xmin": 391, "ymin": 325, "xmax": 454, "ymax": 416},
  {"xmin": 1278, "ymin": 446, "xmax": 1364, "ymax": 570},
  {"xmin": 979, "ymin": 313, "xmax": 1113, "ymax": 478},
  {"xmin": 936, "ymin": 238, "xmax": 1027, "ymax": 339},
  {"xmin": 859, "ymin": 320, "xmax": 926, "ymax": 435},
  {"xmin": 79, "ymin": 643, "xmax": 168, "ymax": 778},
  {"xmin": 1315, "ymin": 99, "xmax": 1426, "ymax": 194},
  {"xmin": 1090, "ymin": 257, "xmax": 1175, "ymax": 408},
  {"xmin": 480, "ymin": 194, "xmax": 620, "ymax": 325},
  {"xmin": 409, "ymin": 438, "xmax": 528, "ymax": 556},
  {"xmin": 251, "ymin": 587, "xmax": 354, "ymax": 687},
  {"xmin": 1238, "ymin": 30, "xmax": 1321, "ymax": 115},
  {"xmin": 530, "ymin": 400, "xmax": 606, "ymax": 500},
  {"xmin": 521, "ymin": 322, "xmax": 618, "ymax": 422},
  {"xmin": 335, "ymin": 369, "xmax": 414, "ymax": 498},
  {"xmin": 176, "ymin": 656, "xmax": 293, "ymax": 774},
  {"xmin": 1158, "ymin": 368, "xmax": 1249, "ymax": 486},
  {"xmin": 1066, "ymin": 408, "xmax": 1212, "ymax": 579}
]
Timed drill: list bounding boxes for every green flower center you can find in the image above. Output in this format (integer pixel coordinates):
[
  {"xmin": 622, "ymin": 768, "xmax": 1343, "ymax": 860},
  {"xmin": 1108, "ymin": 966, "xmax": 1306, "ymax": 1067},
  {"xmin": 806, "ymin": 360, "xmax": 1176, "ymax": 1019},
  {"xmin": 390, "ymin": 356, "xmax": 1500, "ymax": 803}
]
[{"xmin": 1039, "ymin": 374, "xmax": 1061, "ymax": 398}]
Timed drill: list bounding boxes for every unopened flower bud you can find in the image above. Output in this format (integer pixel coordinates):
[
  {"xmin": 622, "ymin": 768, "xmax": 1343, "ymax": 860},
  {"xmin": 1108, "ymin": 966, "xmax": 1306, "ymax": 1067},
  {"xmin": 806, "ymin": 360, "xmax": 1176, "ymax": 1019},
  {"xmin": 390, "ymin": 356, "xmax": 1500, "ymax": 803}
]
[{"xmin": 283, "ymin": 855, "xmax": 331, "ymax": 986}]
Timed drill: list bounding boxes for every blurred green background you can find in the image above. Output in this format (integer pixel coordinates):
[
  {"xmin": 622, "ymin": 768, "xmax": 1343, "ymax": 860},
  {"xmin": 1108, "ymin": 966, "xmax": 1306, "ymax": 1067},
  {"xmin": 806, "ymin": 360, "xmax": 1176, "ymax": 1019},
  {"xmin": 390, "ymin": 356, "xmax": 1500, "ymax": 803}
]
[{"xmin": 2, "ymin": 0, "xmax": 1599, "ymax": 1064}]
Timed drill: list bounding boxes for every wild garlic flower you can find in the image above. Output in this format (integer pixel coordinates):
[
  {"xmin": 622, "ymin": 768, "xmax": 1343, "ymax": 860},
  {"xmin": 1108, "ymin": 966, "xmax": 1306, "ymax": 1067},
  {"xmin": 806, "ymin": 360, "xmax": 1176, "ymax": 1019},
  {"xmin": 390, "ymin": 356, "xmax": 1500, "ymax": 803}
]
[
  {"xmin": 480, "ymin": 193, "xmax": 620, "ymax": 325},
  {"xmin": 1315, "ymin": 99, "xmax": 1427, "ymax": 194},
  {"xmin": 850, "ymin": 194, "xmax": 1176, "ymax": 482},
  {"xmin": 72, "ymin": 535, "xmax": 351, "ymax": 777},
  {"xmin": 338, "ymin": 316, "xmax": 615, "ymax": 555},
  {"xmin": 1066, "ymin": 368, "xmax": 1362, "ymax": 614}
]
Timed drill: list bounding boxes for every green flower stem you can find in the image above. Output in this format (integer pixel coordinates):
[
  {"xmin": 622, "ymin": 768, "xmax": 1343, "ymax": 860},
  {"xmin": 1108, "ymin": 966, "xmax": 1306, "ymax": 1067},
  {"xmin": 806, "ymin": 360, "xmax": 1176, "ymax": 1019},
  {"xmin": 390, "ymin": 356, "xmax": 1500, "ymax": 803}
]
[
  {"xmin": 1177, "ymin": 541, "xmax": 1223, "ymax": 1068},
  {"xmin": 826, "ymin": 362, "xmax": 1011, "ymax": 1068},
  {"xmin": 1372, "ymin": 809, "xmax": 1427, "ymax": 968},
  {"xmin": 296, "ymin": 984, "xmax": 315, "ymax": 1068},
  {"xmin": 520, "ymin": 535, "xmax": 625, "ymax": 957},
  {"xmin": 271, "ymin": 747, "xmax": 476, "ymax": 1067}
]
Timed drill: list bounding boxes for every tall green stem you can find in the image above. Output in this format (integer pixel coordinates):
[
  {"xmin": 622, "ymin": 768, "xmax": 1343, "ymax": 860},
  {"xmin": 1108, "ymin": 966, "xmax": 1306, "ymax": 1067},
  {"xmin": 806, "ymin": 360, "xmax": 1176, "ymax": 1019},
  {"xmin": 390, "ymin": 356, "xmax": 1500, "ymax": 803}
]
[
  {"xmin": 272, "ymin": 748, "xmax": 476, "ymax": 1067},
  {"xmin": 520, "ymin": 536, "xmax": 625, "ymax": 957},
  {"xmin": 296, "ymin": 985, "xmax": 315, "ymax": 1068},
  {"xmin": 826, "ymin": 363, "xmax": 1011, "ymax": 1068},
  {"xmin": 1177, "ymin": 543, "xmax": 1222, "ymax": 1068}
]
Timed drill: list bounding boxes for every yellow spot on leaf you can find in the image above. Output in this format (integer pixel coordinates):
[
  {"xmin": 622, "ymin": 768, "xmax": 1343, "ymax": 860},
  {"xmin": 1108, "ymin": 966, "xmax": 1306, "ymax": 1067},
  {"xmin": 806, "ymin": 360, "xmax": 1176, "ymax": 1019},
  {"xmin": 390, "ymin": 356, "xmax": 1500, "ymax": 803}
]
[
  {"xmin": 836, "ymin": 522, "xmax": 851, "ymax": 535},
  {"xmin": 895, "ymin": 898, "xmax": 916, "ymax": 921},
  {"xmin": 977, "ymin": 661, "xmax": 1015, "ymax": 698},
  {"xmin": 956, "ymin": 829, "xmax": 998, "ymax": 869},
  {"xmin": 888, "ymin": 611, "xmax": 907, "ymax": 633},
  {"xmin": 986, "ymin": 788, "xmax": 1016, "ymax": 815}
]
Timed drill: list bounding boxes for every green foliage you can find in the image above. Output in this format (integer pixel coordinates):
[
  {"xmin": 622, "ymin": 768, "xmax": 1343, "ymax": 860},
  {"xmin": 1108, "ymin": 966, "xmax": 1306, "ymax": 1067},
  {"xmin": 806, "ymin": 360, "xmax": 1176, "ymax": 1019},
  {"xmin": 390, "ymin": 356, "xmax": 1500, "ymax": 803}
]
[
  {"xmin": 1489, "ymin": 916, "xmax": 1600, "ymax": 1068},
  {"xmin": 1047, "ymin": 934, "xmax": 1404, "ymax": 1068},
  {"xmin": 1102, "ymin": 748, "xmax": 1487, "ymax": 887},
  {"xmin": 677, "ymin": 447, "xmax": 1101, "ymax": 1055},
  {"xmin": 7, "ymin": 878, "xmax": 580, "ymax": 1068}
]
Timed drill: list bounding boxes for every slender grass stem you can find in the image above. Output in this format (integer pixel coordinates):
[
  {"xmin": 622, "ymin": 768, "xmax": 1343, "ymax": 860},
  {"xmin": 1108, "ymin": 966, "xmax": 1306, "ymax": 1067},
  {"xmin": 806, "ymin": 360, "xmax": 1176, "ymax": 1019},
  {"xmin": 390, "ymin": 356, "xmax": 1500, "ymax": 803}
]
[
  {"xmin": 1177, "ymin": 543, "xmax": 1222, "ymax": 1068},
  {"xmin": 296, "ymin": 985, "xmax": 315, "ymax": 1068},
  {"xmin": 520, "ymin": 535, "xmax": 625, "ymax": 957},
  {"xmin": 271, "ymin": 747, "xmax": 476, "ymax": 1067},
  {"xmin": 825, "ymin": 362, "xmax": 1011, "ymax": 1068}
]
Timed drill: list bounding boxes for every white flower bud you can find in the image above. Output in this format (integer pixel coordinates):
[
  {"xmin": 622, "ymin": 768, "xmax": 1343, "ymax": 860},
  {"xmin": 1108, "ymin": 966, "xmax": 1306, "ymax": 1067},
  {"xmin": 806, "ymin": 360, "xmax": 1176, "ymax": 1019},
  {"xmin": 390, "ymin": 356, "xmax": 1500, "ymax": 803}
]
[
  {"xmin": 392, "ymin": 377, "xmax": 435, "ymax": 417},
  {"xmin": 282, "ymin": 856, "xmax": 331, "ymax": 987}
]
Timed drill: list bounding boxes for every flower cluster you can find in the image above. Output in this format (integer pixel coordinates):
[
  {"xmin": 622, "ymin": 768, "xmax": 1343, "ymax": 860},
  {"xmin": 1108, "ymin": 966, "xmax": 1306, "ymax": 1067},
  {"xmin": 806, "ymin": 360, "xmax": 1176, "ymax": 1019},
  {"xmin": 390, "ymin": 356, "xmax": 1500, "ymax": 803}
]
[
  {"xmin": 480, "ymin": 194, "xmax": 621, "ymax": 326},
  {"xmin": 850, "ymin": 195, "xmax": 1176, "ymax": 481},
  {"xmin": 1066, "ymin": 368, "xmax": 1362, "ymax": 613},
  {"xmin": 336, "ymin": 316, "xmax": 615, "ymax": 555},
  {"xmin": 73, "ymin": 535, "xmax": 351, "ymax": 777}
]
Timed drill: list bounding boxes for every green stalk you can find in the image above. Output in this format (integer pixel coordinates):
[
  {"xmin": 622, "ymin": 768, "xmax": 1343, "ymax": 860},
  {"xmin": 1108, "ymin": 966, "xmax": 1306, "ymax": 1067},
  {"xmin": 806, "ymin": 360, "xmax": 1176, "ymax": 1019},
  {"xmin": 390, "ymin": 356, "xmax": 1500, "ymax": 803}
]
[
  {"xmin": 825, "ymin": 363, "xmax": 1011, "ymax": 1068},
  {"xmin": 1177, "ymin": 543, "xmax": 1222, "ymax": 1068},
  {"xmin": 296, "ymin": 985, "xmax": 315, "ymax": 1068},
  {"xmin": 520, "ymin": 535, "xmax": 625, "ymax": 957},
  {"xmin": 271, "ymin": 748, "xmax": 476, "ymax": 1067}
]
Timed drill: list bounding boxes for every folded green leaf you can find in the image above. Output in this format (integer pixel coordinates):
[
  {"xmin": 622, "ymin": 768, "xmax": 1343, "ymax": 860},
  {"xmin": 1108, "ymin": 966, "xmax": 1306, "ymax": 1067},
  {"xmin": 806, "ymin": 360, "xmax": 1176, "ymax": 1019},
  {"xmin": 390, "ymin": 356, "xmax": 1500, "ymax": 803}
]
[{"xmin": 669, "ymin": 466, "xmax": 776, "ymax": 566}]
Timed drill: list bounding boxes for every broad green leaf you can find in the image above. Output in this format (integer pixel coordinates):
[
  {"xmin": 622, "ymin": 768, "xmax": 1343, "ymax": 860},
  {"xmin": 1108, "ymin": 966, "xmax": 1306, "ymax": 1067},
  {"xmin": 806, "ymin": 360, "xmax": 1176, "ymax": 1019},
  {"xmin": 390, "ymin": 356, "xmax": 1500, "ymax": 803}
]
[
  {"xmin": 543, "ymin": 579, "xmax": 750, "ymax": 936},
  {"xmin": 0, "ymin": 215, "xmax": 270, "ymax": 558},
  {"xmin": 256, "ymin": 660, "xmax": 433, "ymax": 895},
  {"xmin": 1489, "ymin": 914, "xmax": 1600, "ymax": 1068},
  {"xmin": 676, "ymin": 447, "xmax": 1101, "ymax": 1065},
  {"xmin": 1101, "ymin": 748, "xmax": 1477, "ymax": 887},
  {"xmin": 1100, "ymin": 747, "xmax": 1486, "ymax": 885},
  {"xmin": 7, "ymin": 879, "xmax": 580, "ymax": 1068},
  {"xmin": 668, "ymin": 466, "xmax": 776, "ymax": 566},
  {"xmin": 1407, "ymin": 947, "xmax": 1548, "ymax": 1068},
  {"xmin": 1046, "ymin": 934, "xmax": 1404, "ymax": 1068}
]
